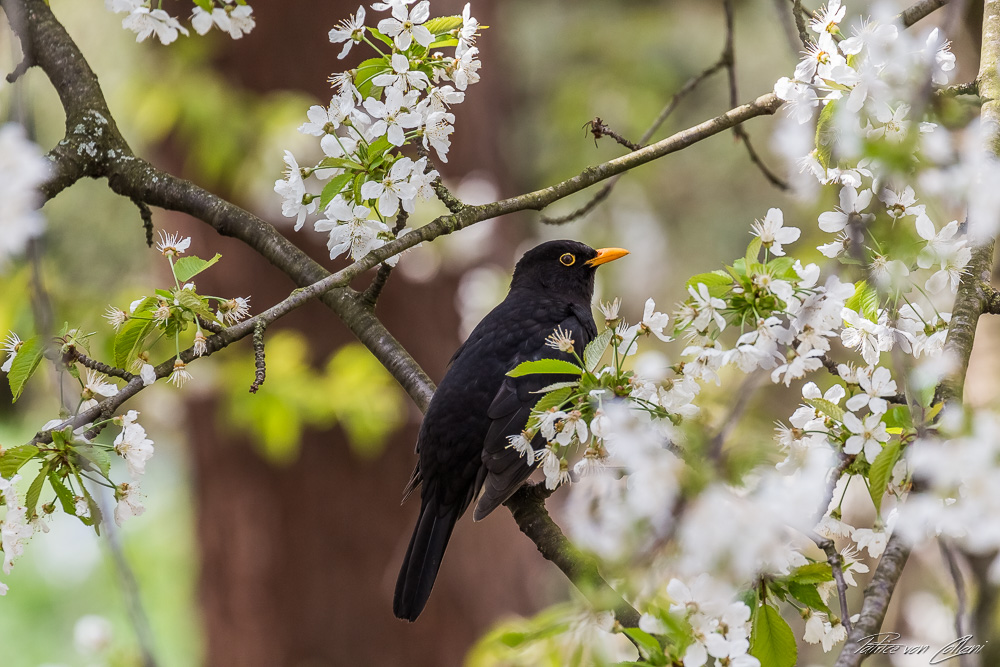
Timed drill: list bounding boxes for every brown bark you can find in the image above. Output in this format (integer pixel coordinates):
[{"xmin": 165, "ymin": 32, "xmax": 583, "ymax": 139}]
[{"xmin": 179, "ymin": 2, "xmax": 551, "ymax": 665}]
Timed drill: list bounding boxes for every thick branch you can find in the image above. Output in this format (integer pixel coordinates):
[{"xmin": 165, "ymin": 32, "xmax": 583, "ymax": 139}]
[
  {"xmin": 836, "ymin": 2, "xmax": 993, "ymax": 664},
  {"xmin": 504, "ymin": 483, "xmax": 641, "ymax": 629},
  {"xmin": 833, "ymin": 535, "xmax": 910, "ymax": 666}
]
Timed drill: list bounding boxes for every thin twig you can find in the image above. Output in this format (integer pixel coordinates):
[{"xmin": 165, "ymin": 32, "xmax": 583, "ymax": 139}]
[
  {"xmin": 5, "ymin": 53, "xmax": 32, "ymax": 83},
  {"xmin": 540, "ymin": 12, "xmax": 734, "ymax": 225},
  {"xmin": 583, "ymin": 117, "xmax": 642, "ymax": 151},
  {"xmin": 132, "ymin": 197, "xmax": 154, "ymax": 247},
  {"xmin": 249, "ymin": 320, "xmax": 266, "ymax": 393},
  {"xmin": 811, "ymin": 532, "xmax": 853, "ymax": 633},
  {"xmin": 939, "ymin": 538, "xmax": 970, "ymax": 665},
  {"xmin": 69, "ymin": 348, "xmax": 136, "ymax": 382},
  {"xmin": 362, "ymin": 210, "xmax": 409, "ymax": 307},
  {"xmin": 792, "ymin": 0, "xmax": 811, "ymax": 49},
  {"xmin": 96, "ymin": 492, "xmax": 159, "ymax": 667},
  {"xmin": 724, "ymin": 0, "xmax": 789, "ymax": 190}
]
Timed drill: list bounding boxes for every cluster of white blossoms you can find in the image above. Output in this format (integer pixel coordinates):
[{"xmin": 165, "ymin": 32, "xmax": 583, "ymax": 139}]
[
  {"xmin": 508, "ymin": 2, "xmax": 988, "ymax": 660},
  {"xmin": 0, "ymin": 231, "xmax": 251, "ymax": 593},
  {"xmin": 0, "ymin": 124, "xmax": 50, "ymax": 273},
  {"xmin": 897, "ymin": 411, "xmax": 1000, "ymax": 580},
  {"xmin": 640, "ymin": 576, "xmax": 760, "ymax": 667},
  {"xmin": 274, "ymin": 1, "xmax": 481, "ymax": 265},
  {"xmin": 105, "ymin": 0, "xmax": 255, "ymax": 45}
]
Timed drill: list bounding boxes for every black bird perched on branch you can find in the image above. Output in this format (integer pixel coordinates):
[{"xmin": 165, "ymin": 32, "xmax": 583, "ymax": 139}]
[{"xmin": 393, "ymin": 239, "xmax": 629, "ymax": 621}]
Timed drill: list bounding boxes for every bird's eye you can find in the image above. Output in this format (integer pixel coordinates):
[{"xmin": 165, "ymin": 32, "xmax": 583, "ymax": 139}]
[{"xmin": 559, "ymin": 253, "xmax": 576, "ymax": 266}]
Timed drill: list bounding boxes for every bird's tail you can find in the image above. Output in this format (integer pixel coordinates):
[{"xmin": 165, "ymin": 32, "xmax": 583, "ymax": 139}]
[{"xmin": 393, "ymin": 497, "xmax": 459, "ymax": 621}]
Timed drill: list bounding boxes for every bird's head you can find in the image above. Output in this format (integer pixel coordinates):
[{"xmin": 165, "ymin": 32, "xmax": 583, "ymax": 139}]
[{"xmin": 509, "ymin": 240, "xmax": 629, "ymax": 301}]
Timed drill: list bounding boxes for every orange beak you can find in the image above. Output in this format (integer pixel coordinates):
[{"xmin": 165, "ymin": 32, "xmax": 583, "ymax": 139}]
[{"xmin": 585, "ymin": 247, "xmax": 630, "ymax": 267}]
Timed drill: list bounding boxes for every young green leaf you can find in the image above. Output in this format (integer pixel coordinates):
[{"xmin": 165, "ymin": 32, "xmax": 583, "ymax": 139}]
[
  {"xmin": 507, "ymin": 359, "xmax": 583, "ymax": 377},
  {"xmin": 868, "ymin": 440, "xmax": 901, "ymax": 514},
  {"xmin": 318, "ymin": 156, "xmax": 365, "ymax": 172},
  {"xmin": 745, "ymin": 236, "xmax": 763, "ymax": 267},
  {"xmin": 355, "ymin": 57, "xmax": 389, "ymax": 98},
  {"xmin": 0, "ymin": 445, "xmax": 40, "ymax": 478},
  {"xmin": 882, "ymin": 405, "xmax": 913, "ymax": 430},
  {"xmin": 622, "ymin": 628, "xmax": 666, "ymax": 665},
  {"xmin": 75, "ymin": 445, "xmax": 112, "ymax": 478},
  {"xmin": 816, "ymin": 101, "xmax": 838, "ymax": 169},
  {"xmin": 113, "ymin": 316, "xmax": 156, "ymax": 370},
  {"xmin": 844, "ymin": 280, "xmax": 879, "ymax": 322},
  {"xmin": 530, "ymin": 381, "xmax": 579, "ymax": 394},
  {"xmin": 319, "ymin": 172, "xmax": 355, "ymax": 211},
  {"xmin": 367, "ymin": 27, "xmax": 395, "ymax": 48},
  {"xmin": 788, "ymin": 582, "xmax": 831, "ymax": 615},
  {"xmin": 48, "ymin": 470, "xmax": 76, "ymax": 514},
  {"xmin": 423, "ymin": 15, "xmax": 463, "ymax": 35},
  {"xmin": 25, "ymin": 463, "xmax": 49, "ymax": 517},
  {"xmin": 583, "ymin": 328, "xmax": 614, "ymax": 372},
  {"xmin": 749, "ymin": 603, "xmax": 797, "ymax": 667},
  {"xmin": 685, "ymin": 271, "xmax": 733, "ymax": 297},
  {"xmin": 788, "ymin": 561, "xmax": 834, "ymax": 584},
  {"xmin": 7, "ymin": 336, "xmax": 45, "ymax": 402},
  {"xmin": 531, "ymin": 387, "xmax": 573, "ymax": 415},
  {"xmin": 805, "ymin": 397, "xmax": 845, "ymax": 423},
  {"xmin": 173, "ymin": 253, "xmax": 222, "ymax": 283}
]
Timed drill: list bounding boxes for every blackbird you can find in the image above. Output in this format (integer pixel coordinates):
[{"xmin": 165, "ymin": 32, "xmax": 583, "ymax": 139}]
[{"xmin": 393, "ymin": 239, "xmax": 629, "ymax": 621}]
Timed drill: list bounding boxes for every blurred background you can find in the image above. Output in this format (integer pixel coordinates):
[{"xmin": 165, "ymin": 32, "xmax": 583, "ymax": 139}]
[{"xmin": 0, "ymin": 0, "xmax": 994, "ymax": 665}]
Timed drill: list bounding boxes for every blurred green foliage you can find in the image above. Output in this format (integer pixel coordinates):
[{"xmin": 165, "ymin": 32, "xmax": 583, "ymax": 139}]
[{"xmin": 219, "ymin": 331, "xmax": 405, "ymax": 464}]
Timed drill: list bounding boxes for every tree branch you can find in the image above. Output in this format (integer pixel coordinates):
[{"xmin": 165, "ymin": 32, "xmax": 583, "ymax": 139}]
[{"xmin": 504, "ymin": 483, "xmax": 641, "ymax": 629}]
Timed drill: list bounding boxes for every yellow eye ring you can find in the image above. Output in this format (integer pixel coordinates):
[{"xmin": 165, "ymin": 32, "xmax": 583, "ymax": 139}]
[{"xmin": 559, "ymin": 253, "xmax": 576, "ymax": 266}]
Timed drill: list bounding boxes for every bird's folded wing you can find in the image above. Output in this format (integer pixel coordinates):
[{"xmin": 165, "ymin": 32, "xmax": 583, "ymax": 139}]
[{"xmin": 472, "ymin": 305, "xmax": 595, "ymax": 520}]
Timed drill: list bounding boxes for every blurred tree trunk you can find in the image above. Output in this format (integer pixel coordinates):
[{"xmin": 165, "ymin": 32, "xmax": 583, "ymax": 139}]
[{"xmin": 166, "ymin": 2, "xmax": 554, "ymax": 665}]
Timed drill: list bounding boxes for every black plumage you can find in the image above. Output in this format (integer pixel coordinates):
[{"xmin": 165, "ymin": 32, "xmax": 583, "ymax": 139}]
[{"xmin": 393, "ymin": 240, "xmax": 628, "ymax": 621}]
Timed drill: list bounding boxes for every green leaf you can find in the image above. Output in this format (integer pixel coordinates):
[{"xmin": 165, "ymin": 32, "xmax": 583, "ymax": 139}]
[
  {"xmin": 367, "ymin": 27, "xmax": 394, "ymax": 48},
  {"xmin": 868, "ymin": 440, "xmax": 901, "ymax": 513},
  {"xmin": 319, "ymin": 172, "xmax": 355, "ymax": 211},
  {"xmin": 47, "ymin": 470, "xmax": 75, "ymax": 514},
  {"xmin": 173, "ymin": 253, "xmax": 222, "ymax": 283},
  {"xmin": 355, "ymin": 57, "xmax": 388, "ymax": 99},
  {"xmin": 506, "ymin": 359, "xmax": 583, "ymax": 378},
  {"xmin": 173, "ymin": 287, "xmax": 215, "ymax": 319},
  {"xmin": 0, "ymin": 445, "xmax": 39, "ymax": 479},
  {"xmin": 622, "ymin": 628, "xmax": 666, "ymax": 665},
  {"xmin": 6, "ymin": 336, "xmax": 44, "ymax": 402},
  {"xmin": 816, "ymin": 100, "xmax": 838, "ymax": 168},
  {"xmin": 193, "ymin": 0, "xmax": 213, "ymax": 11},
  {"xmin": 25, "ymin": 463, "xmax": 49, "ymax": 517},
  {"xmin": 424, "ymin": 15, "xmax": 463, "ymax": 35},
  {"xmin": 749, "ymin": 603, "xmax": 797, "ymax": 667},
  {"xmin": 746, "ymin": 235, "xmax": 763, "ymax": 267},
  {"xmin": 319, "ymin": 156, "xmax": 365, "ymax": 171},
  {"xmin": 788, "ymin": 562, "xmax": 834, "ymax": 584},
  {"xmin": 767, "ymin": 256, "xmax": 797, "ymax": 279},
  {"xmin": 882, "ymin": 405, "xmax": 913, "ymax": 430},
  {"xmin": 531, "ymin": 381, "xmax": 579, "ymax": 394},
  {"xmin": 114, "ymin": 314, "xmax": 156, "ymax": 369},
  {"xmin": 532, "ymin": 387, "xmax": 573, "ymax": 415},
  {"xmin": 75, "ymin": 445, "xmax": 112, "ymax": 478},
  {"xmin": 686, "ymin": 271, "xmax": 733, "ymax": 297},
  {"xmin": 845, "ymin": 280, "xmax": 879, "ymax": 322},
  {"xmin": 788, "ymin": 582, "xmax": 831, "ymax": 615},
  {"xmin": 427, "ymin": 37, "xmax": 459, "ymax": 48},
  {"xmin": 805, "ymin": 397, "xmax": 845, "ymax": 423},
  {"xmin": 583, "ymin": 329, "xmax": 614, "ymax": 372}
]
